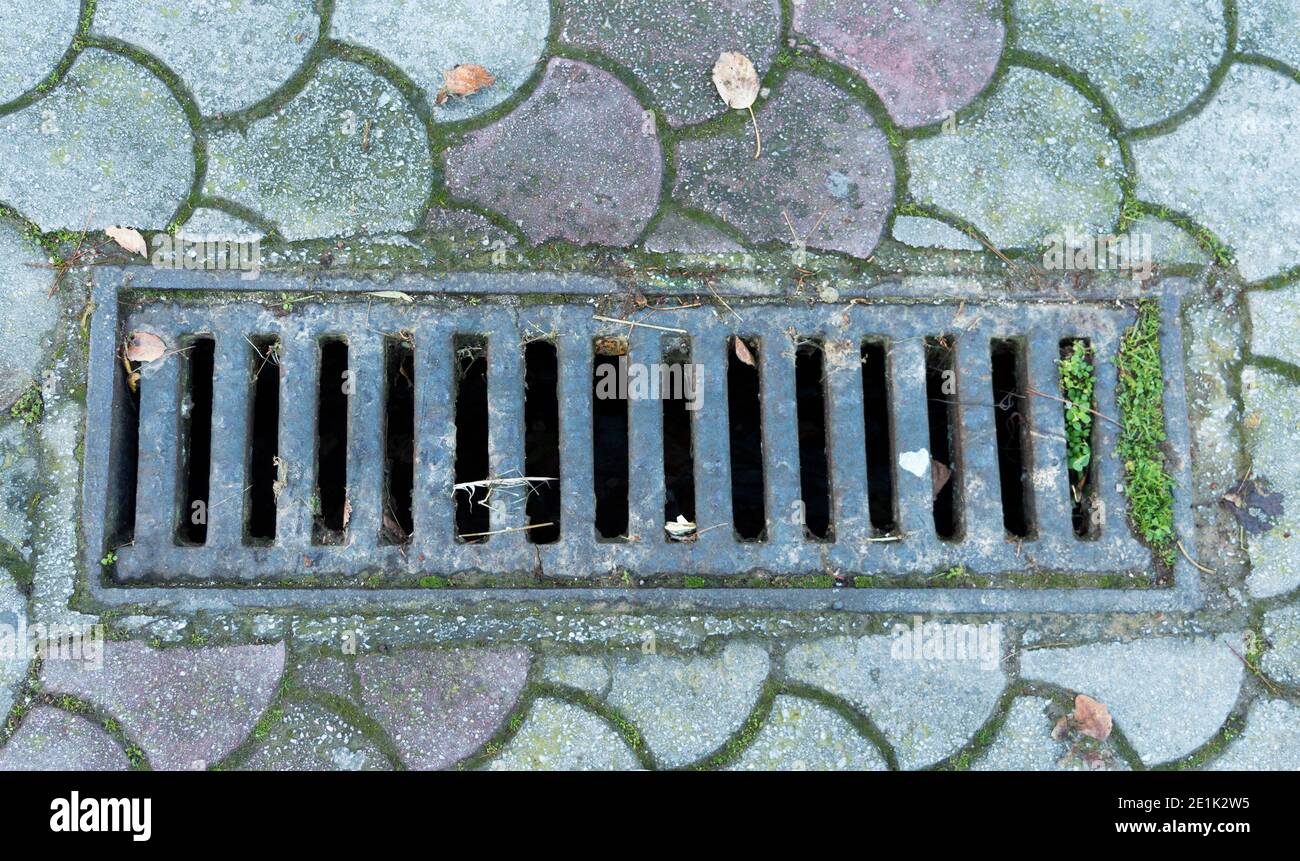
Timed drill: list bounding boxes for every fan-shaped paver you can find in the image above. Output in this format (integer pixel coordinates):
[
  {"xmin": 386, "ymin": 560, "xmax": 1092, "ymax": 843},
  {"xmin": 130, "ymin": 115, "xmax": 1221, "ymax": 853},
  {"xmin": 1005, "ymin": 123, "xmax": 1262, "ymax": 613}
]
[
  {"xmin": 1010, "ymin": 0, "xmax": 1224, "ymax": 129},
  {"xmin": 39, "ymin": 640, "xmax": 286, "ymax": 770},
  {"xmin": 792, "ymin": 0, "xmax": 1004, "ymax": 128},
  {"xmin": 892, "ymin": 215, "xmax": 982, "ymax": 251},
  {"xmin": 332, "ymin": 0, "xmax": 549, "ymax": 123},
  {"xmin": 0, "ymin": 49, "xmax": 194, "ymax": 231},
  {"xmin": 644, "ymin": 210, "xmax": 744, "ymax": 254},
  {"xmin": 487, "ymin": 698, "xmax": 639, "ymax": 771},
  {"xmin": 1020, "ymin": 634, "xmax": 1243, "ymax": 766},
  {"xmin": 239, "ymin": 701, "xmax": 387, "ymax": 771},
  {"xmin": 356, "ymin": 647, "xmax": 530, "ymax": 770},
  {"xmin": 1239, "ymin": 368, "xmax": 1300, "ymax": 598},
  {"xmin": 674, "ymin": 71, "xmax": 893, "ymax": 258},
  {"xmin": 0, "ymin": 707, "xmax": 131, "ymax": 771},
  {"xmin": 205, "ymin": 58, "xmax": 432, "ymax": 241},
  {"xmin": 0, "ymin": 572, "xmax": 26, "ymax": 722},
  {"xmin": 784, "ymin": 634, "xmax": 1006, "ymax": 769},
  {"xmin": 1133, "ymin": 63, "xmax": 1300, "ymax": 282},
  {"xmin": 908, "ymin": 66, "xmax": 1123, "ymax": 250},
  {"xmin": 0, "ymin": 0, "xmax": 78, "ymax": 106},
  {"xmin": 972, "ymin": 697, "xmax": 1128, "ymax": 771},
  {"xmin": 0, "ymin": 423, "xmax": 38, "ymax": 555},
  {"xmin": 1206, "ymin": 699, "xmax": 1300, "ymax": 771},
  {"xmin": 607, "ymin": 642, "xmax": 769, "ymax": 768},
  {"xmin": 0, "ymin": 223, "xmax": 60, "ymax": 411},
  {"xmin": 1239, "ymin": 0, "xmax": 1300, "ymax": 71},
  {"xmin": 1262, "ymin": 604, "xmax": 1300, "ymax": 686},
  {"xmin": 94, "ymin": 0, "xmax": 319, "ymax": 116},
  {"xmin": 727, "ymin": 696, "xmax": 886, "ymax": 771},
  {"xmin": 560, "ymin": 0, "xmax": 781, "ymax": 127},
  {"xmin": 445, "ymin": 58, "xmax": 663, "ymax": 247},
  {"xmin": 1247, "ymin": 281, "xmax": 1300, "ymax": 364},
  {"xmin": 540, "ymin": 654, "xmax": 611, "ymax": 696}
]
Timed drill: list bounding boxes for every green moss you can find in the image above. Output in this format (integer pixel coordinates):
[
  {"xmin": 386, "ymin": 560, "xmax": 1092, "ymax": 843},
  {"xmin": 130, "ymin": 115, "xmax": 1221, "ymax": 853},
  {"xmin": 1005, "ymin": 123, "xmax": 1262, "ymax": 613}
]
[
  {"xmin": 418, "ymin": 575, "xmax": 449, "ymax": 589},
  {"xmin": 1115, "ymin": 301, "xmax": 1176, "ymax": 565},
  {"xmin": 683, "ymin": 576, "xmax": 707, "ymax": 589},
  {"xmin": 9, "ymin": 386, "xmax": 43, "ymax": 426}
]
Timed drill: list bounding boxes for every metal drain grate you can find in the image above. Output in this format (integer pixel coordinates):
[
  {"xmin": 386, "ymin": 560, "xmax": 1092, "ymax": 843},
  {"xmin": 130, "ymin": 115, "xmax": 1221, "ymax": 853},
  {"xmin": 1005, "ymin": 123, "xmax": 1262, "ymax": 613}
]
[{"xmin": 81, "ymin": 271, "xmax": 1200, "ymax": 613}]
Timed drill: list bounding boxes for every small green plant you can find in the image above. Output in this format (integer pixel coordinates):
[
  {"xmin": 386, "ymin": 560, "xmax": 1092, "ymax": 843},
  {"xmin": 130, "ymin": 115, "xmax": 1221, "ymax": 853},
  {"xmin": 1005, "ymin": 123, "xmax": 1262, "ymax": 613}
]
[
  {"xmin": 1058, "ymin": 340, "xmax": 1096, "ymax": 499},
  {"xmin": 1116, "ymin": 301, "xmax": 1176, "ymax": 564},
  {"xmin": 937, "ymin": 564, "xmax": 967, "ymax": 582},
  {"xmin": 9, "ymin": 386, "xmax": 43, "ymax": 426},
  {"xmin": 418, "ymin": 575, "xmax": 449, "ymax": 589},
  {"xmin": 99, "ymin": 551, "xmax": 117, "ymax": 567},
  {"xmin": 683, "ymin": 576, "xmax": 707, "ymax": 588}
]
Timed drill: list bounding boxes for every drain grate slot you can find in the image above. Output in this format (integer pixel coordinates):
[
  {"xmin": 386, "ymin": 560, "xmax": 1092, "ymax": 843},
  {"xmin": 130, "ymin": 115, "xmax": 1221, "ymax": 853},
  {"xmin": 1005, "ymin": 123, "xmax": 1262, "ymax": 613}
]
[
  {"xmin": 794, "ymin": 341, "xmax": 832, "ymax": 541},
  {"xmin": 523, "ymin": 339, "xmax": 561, "ymax": 544},
  {"xmin": 990, "ymin": 337, "xmax": 1034, "ymax": 539},
  {"xmin": 727, "ymin": 336, "xmax": 766, "ymax": 542},
  {"xmin": 177, "ymin": 336, "xmax": 214, "ymax": 546},
  {"xmin": 661, "ymin": 337, "xmax": 697, "ymax": 531},
  {"xmin": 246, "ymin": 335, "xmax": 280, "ymax": 543},
  {"xmin": 860, "ymin": 339, "xmax": 897, "ymax": 536},
  {"xmin": 314, "ymin": 338, "xmax": 348, "ymax": 542},
  {"xmin": 592, "ymin": 346, "xmax": 629, "ymax": 540},
  {"xmin": 924, "ymin": 336, "xmax": 962, "ymax": 540},
  {"xmin": 382, "ymin": 335, "xmax": 415, "ymax": 545},
  {"xmin": 1059, "ymin": 338, "xmax": 1097, "ymax": 538},
  {"xmin": 454, "ymin": 337, "xmax": 491, "ymax": 542}
]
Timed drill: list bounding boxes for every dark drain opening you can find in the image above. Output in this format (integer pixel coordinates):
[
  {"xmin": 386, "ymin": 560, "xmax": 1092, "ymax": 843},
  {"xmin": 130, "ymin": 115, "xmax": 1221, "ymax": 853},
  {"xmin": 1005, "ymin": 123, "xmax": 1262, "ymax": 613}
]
[
  {"xmin": 925, "ymin": 336, "xmax": 961, "ymax": 540},
  {"xmin": 860, "ymin": 339, "xmax": 897, "ymax": 534},
  {"xmin": 662, "ymin": 337, "xmax": 697, "ymax": 530},
  {"xmin": 523, "ymin": 340, "xmax": 561, "ymax": 543},
  {"xmin": 109, "ymin": 352, "xmax": 142, "ymax": 548},
  {"xmin": 593, "ymin": 345, "xmax": 629, "ymax": 540},
  {"xmin": 382, "ymin": 335, "xmax": 415, "ymax": 544},
  {"xmin": 727, "ymin": 336, "xmax": 766, "ymax": 542},
  {"xmin": 246, "ymin": 336, "xmax": 280, "ymax": 543},
  {"xmin": 314, "ymin": 338, "xmax": 349, "ymax": 542},
  {"xmin": 991, "ymin": 338, "xmax": 1034, "ymax": 539},
  {"xmin": 1060, "ymin": 338, "xmax": 1097, "ymax": 538},
  {"xmin": 794, "ymin": 341, "xmax": 832, "ymax": 541},
  {"xmin": 177, "ymin": 336, "xmax": 214, "ymax": 545},
  {"xmin": 454, "ymin": 337, "xmax": 490, "ymax": 542}
]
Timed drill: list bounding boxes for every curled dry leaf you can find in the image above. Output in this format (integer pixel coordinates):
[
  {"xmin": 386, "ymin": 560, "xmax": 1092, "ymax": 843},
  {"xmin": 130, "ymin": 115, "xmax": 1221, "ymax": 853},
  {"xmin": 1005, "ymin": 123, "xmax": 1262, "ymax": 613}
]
[
  {"xmin": 1072, "ymin": 694, "xmax": 1113, "ymax": 742},
  {"xmin": 712, "ymin": 51, "xmax": 762, "ymax": 158},
  {"xmin": 665, "ymin": 515, "xmax": 697, "ymax": 541},
  {"xmin": 733, "ymin": 337, "xmax": 756, "ymax": 367},
  {"xmin": 125, "ymin": 331, "xmax": 166, "ymax": 363},
  {"xmin": 105, "ymin": 226, "xmax": 148, "ymax": 257},
  {"xmin": 365, "ymin": 290, "xmax": 415, "ymax": 303},
  {"xmin": 437, "ymin": 63, "xmax": 495, "ymax": 104}
]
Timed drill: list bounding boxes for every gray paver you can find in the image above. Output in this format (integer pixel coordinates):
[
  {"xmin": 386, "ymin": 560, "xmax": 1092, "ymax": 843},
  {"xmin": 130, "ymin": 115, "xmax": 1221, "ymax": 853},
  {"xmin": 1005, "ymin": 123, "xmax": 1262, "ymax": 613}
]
[
  {"xmin": 487, "ymin": 698, "xmax": 639, "ymax": 770},
  {"xmin": 1240, "ymin": 367, "xmax": 1300, "ymax": 598},
  {"xmin": 0, "ymin": 49, "xmax": 194, "ymax": 231},
  {"xmin": 1247, "ymin": 282, "xmax": 1300, "ymax": 364},
  {"xmin": 1205, "ymin": 698, "xmax": 1300, "ymax": 770},
  {"xmin": 607, "ymin": 642, "xmax": 769, "ymax": 768},
  {"xmin": 1238, "ymin": 0, "xmax": 1300, "ymax": 72},
  {"xmin": 540, "ymin": 654, "xmax": 611, "ymax": 697},
  {"xmin": 0, "ymin": 571, "xmax": 26, "ymax": 723},
  {"xmin": 892, "ymin": 215, "xmax": 982, "ymax": 251},
  {"xmin": 39, "ymin": 640, "xmax": 286, "ymax": 770},
  {"xmin": 205, "ymin": 58, "xmax": 432, "ymax": 241},
  {"xmin": 240, "ymin": 701, "xmax": 387, "ymax": 771},
  {"xmin": 784, "ymin": 634, "xmax": 1007, "ymax": 770},
  {"xmin": 727, "ymin": 695, "xmax": 887, "ymax": 771},
  {"xmin": 0, "ymin": 422, "xmax": 38, "ymax": 556},
  {"xmin": 356, "ymin": 647, "xmax": 530, "ymax": 770},
  {"xmin": 94, "ymin": 0, "xmax": 319, "ymax": 115},
  {"xmin": 1020, "ymin": 635, "xmax": 1244, "ymax": 766},
  {"xmin": 0, "ymin": 706, "xmax": 130, "ymax": 771},
  {"xmin": 973, "ymin": 696, "xmax": 1127, "ymax": 771},
  {"xmin": 908, "ymin": 66, "xmax": 1123, "ymax": 249},
  {"xmin": 0, "ymin": 0, "xmax": 79, "ymax": 106},
  {"xmin": 0, "ymin": 223, "xmax": 57, "ymax": 412},
  {"xmin": 1261, "ymin": 604, "xmax": 1300, "ymax": 686},
  {"xmin": 644, "ymin": 210, "xmax": 743, "ymax": 254}
]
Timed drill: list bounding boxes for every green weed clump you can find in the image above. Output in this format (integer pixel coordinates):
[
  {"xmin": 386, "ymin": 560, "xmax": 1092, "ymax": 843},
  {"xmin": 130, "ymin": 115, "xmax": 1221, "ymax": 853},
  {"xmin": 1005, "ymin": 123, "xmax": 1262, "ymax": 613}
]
[{"xmin": 1058, "ymin": 340, "xmax": 1095, "ymax": 492}]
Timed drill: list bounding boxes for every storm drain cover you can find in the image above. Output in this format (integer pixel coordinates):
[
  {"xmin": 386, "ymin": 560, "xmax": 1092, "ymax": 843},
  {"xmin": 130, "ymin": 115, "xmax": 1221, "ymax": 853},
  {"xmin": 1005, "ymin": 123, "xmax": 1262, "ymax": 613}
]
[{"xmin": 82, "ymin": 271, "xmax": 1199, "ymax": 613}]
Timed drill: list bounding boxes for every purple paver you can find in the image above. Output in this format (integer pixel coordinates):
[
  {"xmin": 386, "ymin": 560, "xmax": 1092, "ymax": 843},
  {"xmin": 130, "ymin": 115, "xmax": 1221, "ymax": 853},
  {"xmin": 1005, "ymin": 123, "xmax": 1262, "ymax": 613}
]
[
  {"xmin": 39, "ymin": 640, "xmax": 285, "ymax": 770},
  {"xmin": 792, "ymin": 0, "xmax": 1005, "ymax": 128},
  {"xmin": 357, "ymin": 647, "xmax": 530, "ymax": 770},
  {"xmin": 444, "ymin": 58, "xmax": 664, "ymax": 247},
  {"xmin": 0, "ymin": 707, "xmax": 131, "ymax": 771},
  {"xmin": 673, "ymin": 71, "xmax": 894, "ymax": 258}
]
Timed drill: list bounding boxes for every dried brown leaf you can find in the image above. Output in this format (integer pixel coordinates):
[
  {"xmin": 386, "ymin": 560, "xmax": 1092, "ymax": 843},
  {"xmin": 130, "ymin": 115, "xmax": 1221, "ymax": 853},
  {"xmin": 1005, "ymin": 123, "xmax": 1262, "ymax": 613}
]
[
  {"xmin": 931, "ymin": 458, "xmax": 952, "ymax": 501},
  {"xmin": 733, "ymin": 337, "xmax": 755, "ymax": 367},
  {"xmin": 712, "ymin": 52, "xmax": 759, "ymax": 110},
  {"xmin": 1072, "ymin": 694, "xmax": 1112, "ymax": 742},
  {"xmin": 125, "ymin": 331, "xmax": 166, "ymax": 363},
  {"xmin": 105, "ymin": 226, "xmax": 147, "ymax": 257},
  {"xmin": 442, "ymin": 64, "xmax": 495, "ymax": 98}
]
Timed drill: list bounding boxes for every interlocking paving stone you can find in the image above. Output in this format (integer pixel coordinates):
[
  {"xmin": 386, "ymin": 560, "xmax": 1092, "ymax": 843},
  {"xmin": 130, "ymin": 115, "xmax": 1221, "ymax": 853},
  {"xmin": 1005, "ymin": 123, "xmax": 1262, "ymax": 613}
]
[
  {"xmin": 1133, "ymin": 63, "xmax": 1300, "ymax": 282},
  {"xmin": 1261, "ymin": 604, "xmax": 1300, "ymax": 686},
  {"xmin": 0, "ymin": 49, "xmax": 194, "ymax": 231},
  {"xmin": 727, "ymin": 695, "xmax": 886, "ymax": 771},
  {"xmin": 293, "ymin": 656, "xmax": 356, "ymax": 701},
  {"xmin": 644, "ymin": 210, "xmax": 743, "ymax": 254},
  {"xmin": 487, "ymin": 698, "xmax": 639, "ymax": 770},
  {"xmin": 178, "ymin": 207, "xmax": 264, "ymax": 242},
  {"xmin": 1009, "ymin": 0, "xmax": 1224, "ymax": 129},
  {"xmin": 39, "ymin": 640, "xmax": 286, "ymax": 770},
  {"xmin": 1135, "ymin": 215, "xmax": 1210, "ymax": 265},
  {"xmin": 560, "ymin": 0, "xmax": 781, "ymax": 128},
  {"xmin": 607, "ymin": 642, "xmax": 769, "ymax": 768},
  {"xmin": 1020, "ymin": 634, "xmax": 1243, "ymax": 766},
  {"xmin": 891, "ymin": 215, "xmax": 982, "ymax": 251},
  {"xmin": 540, "ymin": 654, "xmax": 611, "ymax": 697},
  {"xmin": 445, "ymin": 58, "xmax": 663, "ymax": 247},
  {"xmin": 1186, "ymin": 298, "xmax": 1246, "ymax": 508},
  {"xmin": 356, "ymin": 647, "xmax": 530, "ymax": 770},
  {"xmin": 1238, "ymin": 0, "xmax": 1300, "ymax": 72},
  {"xmin": 0, "ymin": 572, "xmax": 25, "ymax": 723},
  {"xmin": 1246, "ymin": 283, "xmax": 1300, "ymax": 364},
  {"xmin": 0, "ymin": 0, "xmax": 78, "ymax": 106},
  {"xmin": 907, "ymin": 67, "xmax": 1123, "ymax": 250},
  {"xmin": 30, "ymin": 404, "xmax": 95, "ymax": 628},
  {"xmin": 1239, "ymin": 368, "xmax": 1300, "ymax": 598},
  {"xmin": 239, "ymin": 701, "xmax": 386, "ymax": 771},
  {"xmin": 332, "ymin": 0, "xmax": 549, "ymax": 123},
  {"xmin": 972, "ymin": 697, "xmax": 1127, "ymax": 771},
  {"xmin": 94, "ymin": 0, "xmax": 319, "ymax": 116},
  {"xmin": 1205, "ymin": 698, "xmax": 1300, "ymax": 770},
  {"xmin": 0, "ymin": 707, "xmax": 130, "ymax": 771},
  {"xmin": 792, "ymin": 0, "xmax": 1004, "ymax": 128},
  {"xmin": 674, "ymin": 71, "xmax": 893, "ymax": 258},
  {"xmin": 0, "ymin": 423, "xmax": 39, "ymax": 558},
  {"xmin": 784, "ymin": 634, "xmax": 1007, "ymax": 770},
  {"xmin": 205, "ymin": 58, "xmax": 432, "ymax": 241}
]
